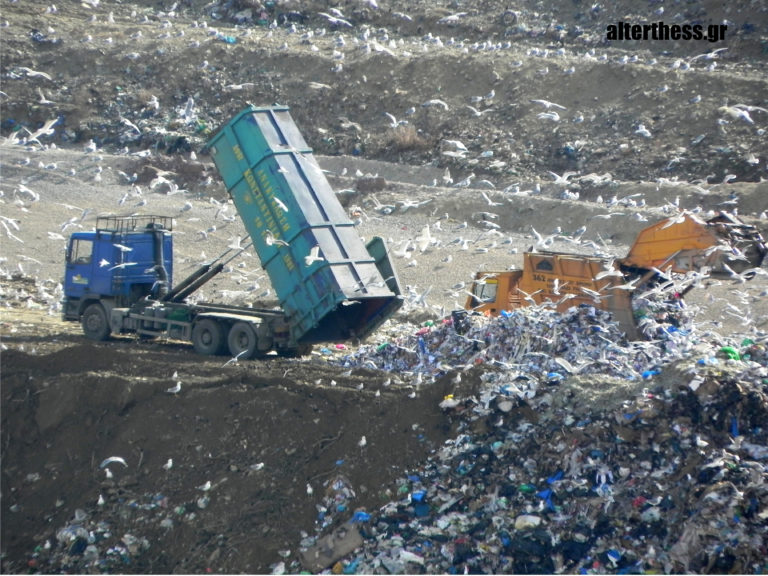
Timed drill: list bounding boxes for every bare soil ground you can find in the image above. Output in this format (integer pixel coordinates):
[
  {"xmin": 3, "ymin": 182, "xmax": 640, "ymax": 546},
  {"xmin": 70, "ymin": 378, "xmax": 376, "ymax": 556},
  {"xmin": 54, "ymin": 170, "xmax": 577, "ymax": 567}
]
[
  {"xmin": 1, "ymin": 0, "xmax": 767, "ymax": 574},
  {"xmin": 2, "ymin": 302, "xmax": 467, "ymax": 573}
]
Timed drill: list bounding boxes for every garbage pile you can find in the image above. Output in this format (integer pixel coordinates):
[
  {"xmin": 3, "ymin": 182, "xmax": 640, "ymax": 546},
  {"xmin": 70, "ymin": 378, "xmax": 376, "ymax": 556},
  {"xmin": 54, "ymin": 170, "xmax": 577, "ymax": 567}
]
[
  {"xmin": 289, "ymin": 360, "xmax": 768, "ymax": 574},
  {"xmin": 338, "ymin": 294, "xmax": 701, "ymax": 383},
  {"xmin": 286, "ymin": 301, "xmax": 768, "ymax": 574},
  {"xmin": 23, "ymin": 491, "xmax": 178, "ymax": 573}
]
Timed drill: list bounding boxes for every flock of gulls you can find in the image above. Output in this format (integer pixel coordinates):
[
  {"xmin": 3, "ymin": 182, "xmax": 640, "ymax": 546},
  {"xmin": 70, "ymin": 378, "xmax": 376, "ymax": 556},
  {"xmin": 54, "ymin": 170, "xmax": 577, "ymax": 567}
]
[{"xmin": 0, "ymin": 0, "xmax": 766, "ymax": 317}]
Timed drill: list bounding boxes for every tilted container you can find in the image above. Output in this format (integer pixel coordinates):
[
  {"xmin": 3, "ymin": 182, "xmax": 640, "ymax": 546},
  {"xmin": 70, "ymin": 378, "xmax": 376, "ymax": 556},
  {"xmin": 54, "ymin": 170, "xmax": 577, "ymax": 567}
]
[{"xmin": 205, "ymin": 106, "xmax": 402, "ymax": 343}]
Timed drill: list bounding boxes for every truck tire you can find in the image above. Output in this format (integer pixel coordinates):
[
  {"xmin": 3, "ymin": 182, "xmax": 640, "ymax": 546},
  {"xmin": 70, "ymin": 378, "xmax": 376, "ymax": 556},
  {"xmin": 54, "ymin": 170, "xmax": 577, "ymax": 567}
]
[
  {"xmin": 501, "ymin": 10, "xmax": 518, "ymax": 26},
  {"xmin": 192, "ymin": 318, "xmax": 226, "ymax": 356},
  {"xmin": 227, "ymin": 322, "xmax": 258, "ymax": 360},
  {"xmin": 82, "ymin": 302, "xmax": 111, "ymax": 341}
]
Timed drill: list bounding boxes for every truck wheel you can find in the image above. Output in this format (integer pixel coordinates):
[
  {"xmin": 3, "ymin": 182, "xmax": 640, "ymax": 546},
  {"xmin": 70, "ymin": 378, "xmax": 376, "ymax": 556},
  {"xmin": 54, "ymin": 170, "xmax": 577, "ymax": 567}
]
[
  {"xmin": 192, "ymin": 318, "xmax": 225, "ymax": 356},
  {"xmin": 501, "ymin": 10, "xmax": 518, "ymax": 26},
  {"xmin": 82, "ymin": 303, "xmax": 111, "ymax": 341},
  {"xmin": 228, "ymin": 322, "xmax": 258, "ymax": 360}
]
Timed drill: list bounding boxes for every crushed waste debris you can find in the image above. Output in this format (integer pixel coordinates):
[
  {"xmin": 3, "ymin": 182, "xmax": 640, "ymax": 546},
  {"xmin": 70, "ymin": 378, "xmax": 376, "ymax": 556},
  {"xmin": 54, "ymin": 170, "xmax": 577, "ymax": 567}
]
[{"xmin": 285, "ymin": 291, "xmax": 768, "ymax": 574}]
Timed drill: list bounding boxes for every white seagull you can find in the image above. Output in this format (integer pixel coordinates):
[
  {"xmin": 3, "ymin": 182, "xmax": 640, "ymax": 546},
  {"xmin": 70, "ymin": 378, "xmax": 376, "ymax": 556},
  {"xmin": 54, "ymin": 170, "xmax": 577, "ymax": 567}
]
[
  {"xmin": 547, "ymin": 171, "xmax": 578, "ymax": 185},
  {"xmin": 225, "ymin": 83, "xmax": 256, "ymax": 91},
  {"xmin": 689, "ymin": 47, "xmax": 728, "ymax": 62},
  {"xmin": 384, "ymin": 112, "xmax": 406, "ymax": 128},
  {"xmin": 635, "ymin": 124, "xmax": 652, "ymax": 138},
  {"xmin": 318, "ymin": 12, "xmax": 352, "ymax": 27},
  {"xmin": 453, "ymin": 173, "xmax": 475, "ymax": 188},
  {"xmin": 19, "ymin": 67, "xmax": 52, "ymax": 80},
  {"xmin": 100, "ymin": 456, "xmax": 128, "ymax": 469},
  {"xmin": 273, "ymin": 197, "xmax": 289, "ymax": 212},
  {"xmin": 304, "ymin": 245, "xmax": 324, "ymax": 266},
  {"xmin": 166, "ymin": 381, "xmax": 182, "ymax": 394},
  {"xmin": 718, "ymin": 106, "xmax": 754, "ymax": 124},
  {"xmin": 537, "ymin": 111, "xmax": 560, "ymax": 122},
  {"xmin": 530, "ymin": 99, "xmax": 567, "ymax": 110},
  {"xmin": 120, "ymin": 116, "xmax": 141, "ymax": 134},
  {"xmin": 443, "ymin": 139, "xmax": 468, "ymax": 152},
  {"xmin": 264, "ymin": 230, "xmax": 289, "ymax": 247},
  {"xmin": 464, "ymin": 105, "xmax": 495, "ymax": 117},
  {"xmin": 422, "ymin": 99, "xmax": 450, "ymax": 110}
]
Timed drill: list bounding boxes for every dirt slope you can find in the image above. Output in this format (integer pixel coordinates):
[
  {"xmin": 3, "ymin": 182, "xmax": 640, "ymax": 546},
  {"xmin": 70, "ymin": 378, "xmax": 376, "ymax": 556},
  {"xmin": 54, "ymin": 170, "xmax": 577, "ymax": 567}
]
[{"xmin": 2, "ymin": 315, "xmax": 467, "ymax": 573}]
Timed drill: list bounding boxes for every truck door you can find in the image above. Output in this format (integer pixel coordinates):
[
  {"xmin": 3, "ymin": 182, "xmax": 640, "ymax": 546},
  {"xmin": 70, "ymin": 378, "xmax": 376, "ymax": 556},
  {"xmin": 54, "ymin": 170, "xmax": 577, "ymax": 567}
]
[{"xmin": 64, "ymin": 237, "xmax": 95, "ymax": 299}]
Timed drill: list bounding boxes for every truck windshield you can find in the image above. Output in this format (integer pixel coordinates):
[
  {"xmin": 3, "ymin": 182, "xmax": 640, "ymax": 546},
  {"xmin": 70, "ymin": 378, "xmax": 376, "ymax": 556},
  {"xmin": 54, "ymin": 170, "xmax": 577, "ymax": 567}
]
[
  {"xmin": 475, "ymin": 281, "xmax": 497, "ymax": 302},
  {"xmin": 68, "ymin": 239, "xmax": 93, "ymax": 264}
]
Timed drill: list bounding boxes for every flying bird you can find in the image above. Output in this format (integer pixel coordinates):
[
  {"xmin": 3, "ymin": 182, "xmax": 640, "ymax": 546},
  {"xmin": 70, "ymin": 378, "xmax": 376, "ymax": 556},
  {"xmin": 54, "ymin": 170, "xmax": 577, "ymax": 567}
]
[
  {"xmin": 422, "ymin": 99, "xmax": 449, "ymax": 110},
  {"xmin": 18, "ymin": 67, "xmax": 52, "ymax": 80},
  {"xmin": 443, "ymin": 139, "xmax": 468, "ymax": 152},
  {"xmin": 453, "ymin": 173, "xmax": 475, "ymax": 188},
  {"xmin": 384, "ymin": 112, "xmax": 407, "ymax": 128},
  {"xmin": 317, "ymin": 12, "xmax": 352, "ymax": 26},
  {"xmin": 530, "ymin": 99, "xmax": 566, "ymax": 110},
  {"xmin": 304, "ymin": 245, "xmax": 324, "ymax": 266},
  {"xmin": 36, "ymin": 87, "xmax": 56, "ymax": 105},
  {"xmin": 689, "ymin": 47, "xmax": 728, "ymax": 62},
  {"xmin": 227, "ymin": 236, "xmax": 245, "ymax": 250},
  {"xmin": 109, "ymin": 262, "xmax": 137, "ymax": 271},
  {"xmin": 537, "ymin": 111, "xmax": 560, "ymax": 122},
  {"xmin": 120, "ymin": 116, "xmax": 141, "ymax": 134},
  {"xmin": 222, "ymin": 349, "xmax": 248, "ymax": 367},
  {"xmin": 273, "ymin": 197, "xmax": 289, "ymax": 212},
  {"xmin": 225, "ymin": 82, "xmax": 256, "ymax": 90},
  {"xmin": 16, "ymin": 184, "xmax": 40, "ymax": 202},
  {"xmin": 547, "ymin": 170, "xmax": 578, "ymax": 185},
  {"xmin": 635, "ymin": 124, "xmax": 652, "ymax": 138},
  {"xmin": 22, "ymin": 118, "xmax": 59, "ymax": 145},
  {"xmin": 465, "ymin": 105, "xmax": 495, "ymax": 117},
  {"xmin": 264, "ymin": 230, "xmax": 289, "ymax": 247},
  {"xmin": 100, "ymin": 456, "xmax": 128, "ymax": 469},
  {"xmin": 481, "ymin": 190, "xmax": 503, "ymax": 207},
  {"xmin": 718, "ymin": 106, "xmax": 754, "ymax": 124}
]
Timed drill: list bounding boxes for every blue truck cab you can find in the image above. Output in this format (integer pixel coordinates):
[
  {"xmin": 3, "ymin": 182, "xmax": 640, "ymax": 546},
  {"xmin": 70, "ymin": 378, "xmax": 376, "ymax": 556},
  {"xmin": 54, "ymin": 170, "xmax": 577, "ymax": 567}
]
[{"xmin": 63, "ymin": 215, "xmax": 174, "ymax": 338}]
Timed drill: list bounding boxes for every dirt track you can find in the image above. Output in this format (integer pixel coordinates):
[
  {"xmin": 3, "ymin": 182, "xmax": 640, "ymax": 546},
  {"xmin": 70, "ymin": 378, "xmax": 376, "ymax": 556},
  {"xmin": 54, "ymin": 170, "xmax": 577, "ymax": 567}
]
[{"xmin": 1, "ymin": 0, "xmax": 768, "ymax": 573}]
